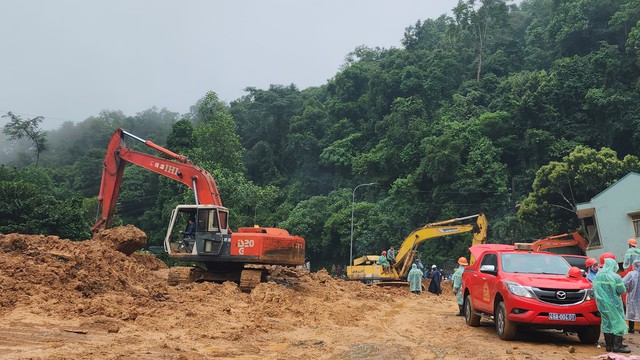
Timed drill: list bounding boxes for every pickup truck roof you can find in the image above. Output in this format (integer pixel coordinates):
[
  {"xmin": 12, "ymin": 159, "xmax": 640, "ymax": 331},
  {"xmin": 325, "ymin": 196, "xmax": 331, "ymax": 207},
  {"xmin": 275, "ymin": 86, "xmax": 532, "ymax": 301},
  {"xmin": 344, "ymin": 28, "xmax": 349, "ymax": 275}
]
[{"xmin": 469, "ymin": 244, "xmax": 515, "ymax": 261}]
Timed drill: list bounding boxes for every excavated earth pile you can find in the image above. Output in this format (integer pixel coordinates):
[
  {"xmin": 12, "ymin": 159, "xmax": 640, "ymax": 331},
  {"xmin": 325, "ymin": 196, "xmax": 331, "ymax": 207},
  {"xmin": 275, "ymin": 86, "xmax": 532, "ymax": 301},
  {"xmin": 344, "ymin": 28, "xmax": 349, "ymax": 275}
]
[
  {"xmin": 91, "ymin": 224, "xmax": 148, "ymax": 256},
  {"xmin": 0, "ymin": 230, "xmax": 168, "ymax": 321},
  {"xmin": 0, "ymin": 226, "xmax": 633, "ymax": 359}
]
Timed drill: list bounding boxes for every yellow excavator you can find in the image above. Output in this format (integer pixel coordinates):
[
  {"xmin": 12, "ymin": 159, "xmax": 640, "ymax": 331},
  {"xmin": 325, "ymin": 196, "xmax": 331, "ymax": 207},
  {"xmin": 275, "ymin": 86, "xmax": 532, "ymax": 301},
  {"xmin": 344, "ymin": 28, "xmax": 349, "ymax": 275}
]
[{"xmin": 346, "ymin": 213, "xmax": 488, "ymax": 284}]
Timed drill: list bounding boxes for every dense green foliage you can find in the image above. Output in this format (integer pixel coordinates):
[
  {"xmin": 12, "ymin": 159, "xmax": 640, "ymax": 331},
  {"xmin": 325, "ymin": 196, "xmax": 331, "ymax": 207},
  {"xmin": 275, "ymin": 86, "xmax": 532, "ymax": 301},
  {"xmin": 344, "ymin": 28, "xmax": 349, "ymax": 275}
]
[
  {"xmin": 519, "ymin": 146, "xmax": 640, "ymax": 234},
  {"xmin": 0, "ymin": 166, "xmax": 93, "ymax": 240},
  {"xmin": 2, "ymin": 0, "xmax": 640, "ymax": 271}
]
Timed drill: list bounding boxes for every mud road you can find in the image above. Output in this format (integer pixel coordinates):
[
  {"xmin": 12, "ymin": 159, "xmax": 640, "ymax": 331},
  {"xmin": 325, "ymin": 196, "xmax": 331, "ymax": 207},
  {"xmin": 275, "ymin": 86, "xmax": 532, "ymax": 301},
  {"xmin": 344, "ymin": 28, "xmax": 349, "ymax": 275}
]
[{"xmin": 0, "ymin": 230, "xmax": 636, "ymax": 359}]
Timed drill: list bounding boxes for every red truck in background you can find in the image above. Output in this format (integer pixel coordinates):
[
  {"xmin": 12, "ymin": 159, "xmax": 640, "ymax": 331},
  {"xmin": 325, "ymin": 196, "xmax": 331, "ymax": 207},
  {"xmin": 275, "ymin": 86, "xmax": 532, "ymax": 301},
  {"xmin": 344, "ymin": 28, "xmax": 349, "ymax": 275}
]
[{"xmin": 462, "ymin": 244, "xmax": 601, "ymax": 343}]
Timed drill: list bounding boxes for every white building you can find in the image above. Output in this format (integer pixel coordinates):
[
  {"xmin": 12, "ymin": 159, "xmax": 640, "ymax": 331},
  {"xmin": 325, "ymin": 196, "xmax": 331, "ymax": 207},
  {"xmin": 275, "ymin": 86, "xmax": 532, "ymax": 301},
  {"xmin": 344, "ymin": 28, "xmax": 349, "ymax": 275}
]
[{"xmin": 576, "ymin": 172, "xmax": 640, "ymax": 261}]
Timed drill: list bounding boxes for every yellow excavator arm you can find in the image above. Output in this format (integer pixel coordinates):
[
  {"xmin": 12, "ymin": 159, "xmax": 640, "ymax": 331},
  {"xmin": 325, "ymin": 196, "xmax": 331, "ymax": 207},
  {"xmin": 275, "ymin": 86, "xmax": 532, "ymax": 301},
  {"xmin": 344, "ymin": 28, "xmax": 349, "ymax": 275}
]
[
  {"xmin": 347, "ymin": 213, "xmax": 488, "ymax": 282},
  {"xmin": 394, "ymin": 213, "xmax": 488, "ymax": 278}
]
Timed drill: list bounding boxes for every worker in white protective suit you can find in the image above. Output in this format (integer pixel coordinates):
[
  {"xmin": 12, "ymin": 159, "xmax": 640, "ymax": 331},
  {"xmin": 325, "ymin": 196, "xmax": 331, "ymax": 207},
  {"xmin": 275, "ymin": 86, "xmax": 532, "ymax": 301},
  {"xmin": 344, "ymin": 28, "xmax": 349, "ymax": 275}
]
[{"xmin": 623, "ymin": 259, "xmax": 640, "ymax": 334}]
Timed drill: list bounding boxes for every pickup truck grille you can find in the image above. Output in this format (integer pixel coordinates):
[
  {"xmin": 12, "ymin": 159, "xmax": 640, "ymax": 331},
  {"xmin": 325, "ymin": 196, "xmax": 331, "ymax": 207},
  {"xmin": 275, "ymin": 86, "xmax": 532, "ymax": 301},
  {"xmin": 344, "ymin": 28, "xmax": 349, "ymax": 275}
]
[{"xmin": 531, "ymin": 288, "xmax": 586, "ymax": 305}]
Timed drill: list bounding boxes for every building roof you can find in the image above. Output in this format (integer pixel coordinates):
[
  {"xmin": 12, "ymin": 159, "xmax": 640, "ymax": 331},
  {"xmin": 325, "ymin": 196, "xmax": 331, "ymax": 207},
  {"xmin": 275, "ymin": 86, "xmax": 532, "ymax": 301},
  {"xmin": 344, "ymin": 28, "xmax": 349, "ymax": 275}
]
[{"xmin": 576, "ymin": 172, "xmax": 640, "ymax": 217}]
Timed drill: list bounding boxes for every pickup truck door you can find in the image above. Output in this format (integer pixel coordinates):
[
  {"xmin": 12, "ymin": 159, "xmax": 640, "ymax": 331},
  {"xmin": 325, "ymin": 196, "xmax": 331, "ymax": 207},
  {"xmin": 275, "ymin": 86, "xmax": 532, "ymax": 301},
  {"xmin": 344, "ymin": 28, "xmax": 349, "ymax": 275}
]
[{"xmin": 474, "ymin": 252, "xmax": 499, "ymax": 313}]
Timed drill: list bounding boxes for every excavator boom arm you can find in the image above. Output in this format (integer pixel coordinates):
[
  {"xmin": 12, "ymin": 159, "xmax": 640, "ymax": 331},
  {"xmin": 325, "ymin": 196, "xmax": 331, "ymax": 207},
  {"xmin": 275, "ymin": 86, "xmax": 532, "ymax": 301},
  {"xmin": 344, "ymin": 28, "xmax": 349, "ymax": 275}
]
[
  {"xmin": 91, "ymin": 128, "xmax": 223, "ymax": 232},
  {"xmin": 394, "ymin": 213, "xmax": 488, "ymax": 277},
  {"xmin": 531, "ymin": 232, "xmax": 588, "ymax": 253}
]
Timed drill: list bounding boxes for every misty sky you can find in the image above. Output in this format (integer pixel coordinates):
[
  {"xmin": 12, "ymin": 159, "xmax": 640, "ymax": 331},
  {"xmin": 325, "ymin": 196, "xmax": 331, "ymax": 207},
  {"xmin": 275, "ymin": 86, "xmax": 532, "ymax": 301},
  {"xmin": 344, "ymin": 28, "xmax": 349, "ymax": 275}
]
[{"xmin": 1, "ymin": 0, "xmax": 460, "ymax": 130}]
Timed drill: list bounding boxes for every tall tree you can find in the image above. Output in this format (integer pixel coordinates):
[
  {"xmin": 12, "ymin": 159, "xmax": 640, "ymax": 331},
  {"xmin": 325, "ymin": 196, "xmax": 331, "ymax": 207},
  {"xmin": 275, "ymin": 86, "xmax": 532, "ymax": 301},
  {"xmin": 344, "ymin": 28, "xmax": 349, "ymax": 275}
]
[
  {"xmin": 518, "ymin": 146, "xmax": 640, "ymax": 234},
  {"xmin": 2, "ymin": 112, "xmax": 47, "ymax": 167},
  {"xmin": 454, "ymin": 0, "xmax": 511, "ymax": 81},
  {"xmin": 191, "ymin": 92, "xmax": 245, "ymax": 174}
]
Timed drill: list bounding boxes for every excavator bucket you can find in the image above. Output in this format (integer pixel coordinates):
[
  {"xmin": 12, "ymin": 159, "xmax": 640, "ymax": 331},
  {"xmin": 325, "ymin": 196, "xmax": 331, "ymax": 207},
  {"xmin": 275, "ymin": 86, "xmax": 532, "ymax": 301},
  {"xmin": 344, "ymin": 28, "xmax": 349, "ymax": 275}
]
[{"xmin": 91, "ymin": 225, "xmax": 147, "ymax": 256}]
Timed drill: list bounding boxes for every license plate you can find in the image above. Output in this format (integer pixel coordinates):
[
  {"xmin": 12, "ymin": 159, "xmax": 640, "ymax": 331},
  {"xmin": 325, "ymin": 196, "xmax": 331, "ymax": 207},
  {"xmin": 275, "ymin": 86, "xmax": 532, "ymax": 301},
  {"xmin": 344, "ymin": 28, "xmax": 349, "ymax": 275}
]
[{"xmin": 548, "ymin": 313, "xmax": 576, "ymax": 321}]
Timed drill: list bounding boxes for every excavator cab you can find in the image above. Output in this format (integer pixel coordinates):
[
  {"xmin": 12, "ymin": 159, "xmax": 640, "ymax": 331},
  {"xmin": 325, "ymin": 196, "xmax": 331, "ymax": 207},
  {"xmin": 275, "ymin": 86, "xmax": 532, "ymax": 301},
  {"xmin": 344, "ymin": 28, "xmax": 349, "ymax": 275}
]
[{"xmin": 164, "ymin": 205, "xmax": 230, "ymax": 257}]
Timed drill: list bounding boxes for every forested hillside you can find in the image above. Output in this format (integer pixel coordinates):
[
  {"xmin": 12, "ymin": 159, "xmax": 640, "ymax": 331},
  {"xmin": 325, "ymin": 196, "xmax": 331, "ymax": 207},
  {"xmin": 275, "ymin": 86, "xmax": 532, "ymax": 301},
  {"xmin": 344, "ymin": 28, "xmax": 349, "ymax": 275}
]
[{"xmin": 2, "ymin": 0, "xmax": 640, "ymax": 270}]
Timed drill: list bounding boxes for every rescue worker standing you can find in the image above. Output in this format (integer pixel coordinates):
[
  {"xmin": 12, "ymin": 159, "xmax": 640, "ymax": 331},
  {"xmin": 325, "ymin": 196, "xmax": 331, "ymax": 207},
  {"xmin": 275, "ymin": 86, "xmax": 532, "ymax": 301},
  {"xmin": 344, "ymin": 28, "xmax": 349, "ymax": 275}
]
[
  {"xmin": 428, "ymin": 265, "xmax": 442, "ymax": 295},
  {"xmin": 624, "ymin": 238, "xmax": 640, "ymax": 270},
  {"xmin": 623, "ymin": 259, "xmax": 640, "ymax": 334},
  {"xmin": 594, "ymin": 254, "xmax": 630, "ymax": 353},
  {"xmin": 452, "ymin": 257, "xmax": 468, "ymax": 316},
  {"xmin": 387, "ymin": 246, "xmax": 396, "ymax": 266},
  {"xmin": 408, "ymin": 263, "xmax": 423, "ymax": 294}
]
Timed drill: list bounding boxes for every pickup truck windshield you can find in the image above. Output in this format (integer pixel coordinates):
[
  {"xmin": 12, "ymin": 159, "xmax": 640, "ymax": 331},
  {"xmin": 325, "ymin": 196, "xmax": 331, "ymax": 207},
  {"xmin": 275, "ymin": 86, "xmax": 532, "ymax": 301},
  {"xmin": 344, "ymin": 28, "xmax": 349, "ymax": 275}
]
[{"xmin": 500, "ymin": 253, "xmax": 570, "ymax": 275}]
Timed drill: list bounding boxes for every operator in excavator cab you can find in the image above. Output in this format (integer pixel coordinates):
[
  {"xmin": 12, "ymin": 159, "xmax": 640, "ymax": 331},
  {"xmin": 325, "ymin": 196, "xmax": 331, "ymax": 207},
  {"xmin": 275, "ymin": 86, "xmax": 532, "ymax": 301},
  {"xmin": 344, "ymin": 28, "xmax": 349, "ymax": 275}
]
[{"xmin": 180, "ymin": 217, "xmax": 197, "ymax": 252}]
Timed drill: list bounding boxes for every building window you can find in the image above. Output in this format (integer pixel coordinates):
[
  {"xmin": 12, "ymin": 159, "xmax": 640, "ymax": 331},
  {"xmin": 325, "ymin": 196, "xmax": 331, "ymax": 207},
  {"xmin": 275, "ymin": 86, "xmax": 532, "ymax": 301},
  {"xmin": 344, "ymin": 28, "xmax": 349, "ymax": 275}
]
[
  {"xmin": 633, "ymin": 215, "xmax": 640, "ymax": 238},
  {"xmin": 583, "ymin": 216, "xmax": 601, "ymax": 248}
]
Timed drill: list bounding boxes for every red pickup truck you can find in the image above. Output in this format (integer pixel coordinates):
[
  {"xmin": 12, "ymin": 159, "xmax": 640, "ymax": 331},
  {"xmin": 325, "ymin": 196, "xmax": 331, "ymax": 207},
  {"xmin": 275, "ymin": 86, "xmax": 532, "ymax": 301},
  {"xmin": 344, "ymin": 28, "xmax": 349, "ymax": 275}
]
[{"xmin": 462, "ymin": 244, "xmax": 601, "ymax": 343}]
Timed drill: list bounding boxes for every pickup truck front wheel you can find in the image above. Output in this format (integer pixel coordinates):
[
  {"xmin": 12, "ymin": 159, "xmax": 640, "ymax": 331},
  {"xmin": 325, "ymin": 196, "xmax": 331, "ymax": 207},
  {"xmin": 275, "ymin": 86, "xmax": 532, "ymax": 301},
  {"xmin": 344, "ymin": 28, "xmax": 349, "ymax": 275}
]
[
  {"xmin": 464, "ymin": 294, "xmax": 481, "ymax": 327},
  {"xmin": 495, "ymin": 301, "xmax": 517, "ymax": 340},
  {"xmin": 577, "ymin": 325, "xmax": 600, "ymax": 344}
]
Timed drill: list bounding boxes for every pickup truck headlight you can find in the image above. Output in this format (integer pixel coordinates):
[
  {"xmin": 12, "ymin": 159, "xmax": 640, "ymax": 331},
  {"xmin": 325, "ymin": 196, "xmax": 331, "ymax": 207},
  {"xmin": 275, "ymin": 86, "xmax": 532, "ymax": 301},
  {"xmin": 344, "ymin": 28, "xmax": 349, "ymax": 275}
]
[{"xmin": 505, "ymin": 281, "xmax": 534, "ymax": 298}]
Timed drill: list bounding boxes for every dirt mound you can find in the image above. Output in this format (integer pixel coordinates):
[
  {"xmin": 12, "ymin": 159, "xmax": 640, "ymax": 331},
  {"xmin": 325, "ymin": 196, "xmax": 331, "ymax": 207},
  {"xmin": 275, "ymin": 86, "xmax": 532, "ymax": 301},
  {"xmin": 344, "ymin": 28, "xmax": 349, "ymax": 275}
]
[
  {"xmin": 0, "ymin": 228, "xmax": 168, "ymax": 318},
  {"xmin": 91, "ymin": 224, "xmax": 147, "ymax": 255},
  {"xmin": 131, "ymin": 253, "xmax": 168, "ymax": 270}
]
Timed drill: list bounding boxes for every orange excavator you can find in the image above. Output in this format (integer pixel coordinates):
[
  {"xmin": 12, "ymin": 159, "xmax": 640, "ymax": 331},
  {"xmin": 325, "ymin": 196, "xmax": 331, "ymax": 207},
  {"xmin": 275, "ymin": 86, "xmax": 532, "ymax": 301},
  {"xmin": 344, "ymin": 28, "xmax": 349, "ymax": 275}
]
[
  {"xmin": 514, "ymin": 232, "xmax": 589, "ymax": 270},
  {"xmin": 92, "ymin": 129, "xmax": 305, "ymax": 290},
  {"xmin": 529, "ymin": 232, "xmax": 588, "ymax": 255}
]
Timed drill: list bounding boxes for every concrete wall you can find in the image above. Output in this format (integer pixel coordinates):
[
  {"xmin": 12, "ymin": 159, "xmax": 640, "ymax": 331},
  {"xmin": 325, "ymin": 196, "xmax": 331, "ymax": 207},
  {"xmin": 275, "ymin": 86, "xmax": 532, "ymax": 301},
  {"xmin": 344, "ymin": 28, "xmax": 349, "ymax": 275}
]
[{"xmin": 585, "ymin": 174, "xmax": 640, "ymax": 261}]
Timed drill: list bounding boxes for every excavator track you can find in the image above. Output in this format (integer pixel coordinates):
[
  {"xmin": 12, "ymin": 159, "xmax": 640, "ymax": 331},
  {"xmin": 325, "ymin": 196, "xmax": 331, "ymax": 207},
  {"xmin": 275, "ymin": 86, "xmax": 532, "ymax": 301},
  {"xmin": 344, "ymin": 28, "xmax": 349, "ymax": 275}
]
[
  {"xmin": 239, "ymin": 269, "xmax": 263, "ymax": 292},
  {"xmin": 168, "ymin": 266, "xmax": 197, "ymax": 286}
]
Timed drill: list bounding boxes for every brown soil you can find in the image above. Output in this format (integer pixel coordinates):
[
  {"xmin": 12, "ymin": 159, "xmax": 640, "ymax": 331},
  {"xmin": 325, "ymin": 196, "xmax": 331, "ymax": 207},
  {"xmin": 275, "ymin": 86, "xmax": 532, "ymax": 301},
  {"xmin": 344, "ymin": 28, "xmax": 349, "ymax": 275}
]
[{"xmin": 0, "ymin": 228, "xmax": 637, "ymax": 359}]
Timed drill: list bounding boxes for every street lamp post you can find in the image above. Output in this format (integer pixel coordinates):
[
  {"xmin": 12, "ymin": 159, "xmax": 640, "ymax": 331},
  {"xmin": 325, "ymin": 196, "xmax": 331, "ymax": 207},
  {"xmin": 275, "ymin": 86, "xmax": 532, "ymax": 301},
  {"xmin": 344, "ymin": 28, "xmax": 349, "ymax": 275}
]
[{"xmin": 350, "ymin": 182, "xmax": 377, "ymax": 266}]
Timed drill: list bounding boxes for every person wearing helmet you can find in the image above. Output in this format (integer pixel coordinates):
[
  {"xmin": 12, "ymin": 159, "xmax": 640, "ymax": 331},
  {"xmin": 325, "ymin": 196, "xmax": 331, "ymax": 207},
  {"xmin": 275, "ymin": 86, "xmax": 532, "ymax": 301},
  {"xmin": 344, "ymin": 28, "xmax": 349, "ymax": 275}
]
[
  {"xmin": 585, "ymin": 257, "xmax": 598, "ymax": 283},
  {"xmin": 600, "ymin": 252, "xmax": 617, "ymax": 267},
  {"xmin": 408, "ymin": 263, "xmax": 423, "ymax": 294},
  {"xmin": 568, "ymin": 266, "xmax": 583, "ymax": 278},
  {"xmin": 428, "ymin": 264, "xmax": 442, "ymax": 295},
  {"xmin": 594, "ymin": 257, "xmax": 630, "ymax": 353},
  {"xmin": 378, "ymin": 251, "xmax": 390, "ymax": 273},
  {"xmin": 452, "ymin": 257, "xmax": 469, "ymax": 316},
  {"xmin": 623, "ymin": 238, "xmax": 640, "ymax": 270},
  {"xmin": 623, "ymin": 259, "xmax": 640, "ymax": 334}
]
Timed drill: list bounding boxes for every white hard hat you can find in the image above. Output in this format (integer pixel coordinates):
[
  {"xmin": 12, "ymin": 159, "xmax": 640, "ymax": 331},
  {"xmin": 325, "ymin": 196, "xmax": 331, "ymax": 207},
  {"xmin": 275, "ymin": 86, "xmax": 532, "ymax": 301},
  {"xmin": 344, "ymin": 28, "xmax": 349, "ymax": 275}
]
[{"xmin": 431, "ymin": 265, "xmax": 437, "ymax": 268}]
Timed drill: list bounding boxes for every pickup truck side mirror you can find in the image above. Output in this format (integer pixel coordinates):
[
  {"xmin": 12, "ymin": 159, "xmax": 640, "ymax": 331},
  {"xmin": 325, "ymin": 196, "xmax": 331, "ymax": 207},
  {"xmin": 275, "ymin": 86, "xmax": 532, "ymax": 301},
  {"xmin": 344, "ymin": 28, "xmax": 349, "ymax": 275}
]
[{"xmin": 480, "ymin": 264, "xmax": 496, "ymax": 273}]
